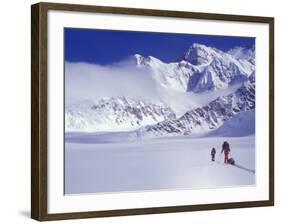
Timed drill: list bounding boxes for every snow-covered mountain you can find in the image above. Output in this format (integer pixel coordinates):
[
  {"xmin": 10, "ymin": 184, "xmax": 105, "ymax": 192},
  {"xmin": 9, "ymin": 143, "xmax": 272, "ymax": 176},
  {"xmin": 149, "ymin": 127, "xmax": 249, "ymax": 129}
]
[
  {"xmin": 132, "ymin": 43, "xmax": 255, "ymax": 93},
  {"xmin": 65, "ymin": 97, "xmax": 176, "ymax": 132},
  {"xmin": 138, "ymin": 80, "xmax": 255, "ymax": 138},
  {"xmin": 65, "ymin": 43, "xmax": 255, "ymax": 135},
  {"xmin": 227, "ymin": 46, "xmax": 255, "ymax": 65}
]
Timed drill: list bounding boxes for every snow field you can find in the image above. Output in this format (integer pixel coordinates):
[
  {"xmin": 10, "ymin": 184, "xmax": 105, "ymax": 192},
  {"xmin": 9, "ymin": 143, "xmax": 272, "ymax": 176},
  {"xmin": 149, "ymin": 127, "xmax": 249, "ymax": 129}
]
[{"xmin": 65, "ymin": 135, "xmax": 255, "ymax": 194}]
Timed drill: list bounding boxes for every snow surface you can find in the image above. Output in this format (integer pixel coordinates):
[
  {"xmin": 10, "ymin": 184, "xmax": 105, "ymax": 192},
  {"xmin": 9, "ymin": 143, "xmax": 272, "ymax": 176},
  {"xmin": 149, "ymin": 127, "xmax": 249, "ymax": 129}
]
[
  {"xmin": 65, "ymin": 135, "xmax": 255, "ymax": 194},
  {"xmin": 206, "ymin": 110, "xmax": 255, "ymax": 137}
]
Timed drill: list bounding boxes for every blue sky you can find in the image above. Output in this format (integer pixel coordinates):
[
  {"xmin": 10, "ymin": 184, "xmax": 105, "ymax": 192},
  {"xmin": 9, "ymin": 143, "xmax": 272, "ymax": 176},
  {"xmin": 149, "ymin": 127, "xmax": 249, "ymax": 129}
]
[{"xmin": 64, "ymin": 28, "xmax": 255, "ymax": 65}]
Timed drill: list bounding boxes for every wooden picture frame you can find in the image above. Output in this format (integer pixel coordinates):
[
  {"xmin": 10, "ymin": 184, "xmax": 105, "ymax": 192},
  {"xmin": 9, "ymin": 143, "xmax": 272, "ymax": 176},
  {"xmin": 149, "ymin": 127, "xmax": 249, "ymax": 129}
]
[{"xmin": 31, "ymin": 2, "xmax": 274, "ymax": 221}]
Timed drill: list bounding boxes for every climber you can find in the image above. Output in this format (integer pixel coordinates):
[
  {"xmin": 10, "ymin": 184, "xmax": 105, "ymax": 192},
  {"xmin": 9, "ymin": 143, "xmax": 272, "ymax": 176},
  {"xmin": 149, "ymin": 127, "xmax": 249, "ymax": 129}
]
[
  {"xmin": 221, "ymin": 141, "xmax": 231, "ymax": 164},
  {"xmin": 211, "ymin": 147, "xmax": 216, "ymax": 162}
]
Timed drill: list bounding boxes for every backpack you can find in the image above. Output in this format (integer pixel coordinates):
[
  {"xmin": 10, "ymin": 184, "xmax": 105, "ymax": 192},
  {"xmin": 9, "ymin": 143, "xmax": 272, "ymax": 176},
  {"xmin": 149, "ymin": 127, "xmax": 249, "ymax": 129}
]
[
  {"xmin": 223, "ymin": 142, "xmax": 230, "ymax": 153},
  {"xmin": 223, "ymin": 141, "xmax": 230, "ymax": 149}
]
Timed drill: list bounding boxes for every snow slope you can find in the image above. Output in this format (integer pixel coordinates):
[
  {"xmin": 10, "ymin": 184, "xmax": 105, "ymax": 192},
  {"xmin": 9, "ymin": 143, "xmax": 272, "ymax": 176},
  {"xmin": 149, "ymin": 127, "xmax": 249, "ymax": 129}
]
[
  {"xmin": 65, "ymin": 135, "xmax": 255, "ymax": 194},
  {"xmin": 227, "ymin": 46, "xmax": 255, "ymax": 64},
  {"xmin": 139, "ymin": 81, "xmax": 255, "ymax": 138},
  {"xmin": 206, "ymin": 110, "xmax": 255, "ymax": 137}
]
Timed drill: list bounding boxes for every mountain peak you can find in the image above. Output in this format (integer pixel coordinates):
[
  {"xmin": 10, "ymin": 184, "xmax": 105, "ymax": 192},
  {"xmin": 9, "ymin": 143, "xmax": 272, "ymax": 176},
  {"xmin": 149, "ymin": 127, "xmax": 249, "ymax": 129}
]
[
  {"xmin": 184, "ymin": 43, "xmax": 217, "ymax": 65},
  {"xmin": 132, "ymin": 54, "xmax": 163, "ymax": 67},
  {"xmin": 190, "ymin": 43, "xmax": 208, "ymax": 49},
  {"xmin": 133, "ymin": 54, "xmax": 146, "ymax": 66}
]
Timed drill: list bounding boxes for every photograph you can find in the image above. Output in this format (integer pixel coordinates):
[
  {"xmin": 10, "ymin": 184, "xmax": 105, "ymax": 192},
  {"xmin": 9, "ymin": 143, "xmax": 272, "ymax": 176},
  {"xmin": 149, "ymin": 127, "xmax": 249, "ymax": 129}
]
[{"xmin": 64, "ymin": 28, "xmax": 256, "ymax": 195}]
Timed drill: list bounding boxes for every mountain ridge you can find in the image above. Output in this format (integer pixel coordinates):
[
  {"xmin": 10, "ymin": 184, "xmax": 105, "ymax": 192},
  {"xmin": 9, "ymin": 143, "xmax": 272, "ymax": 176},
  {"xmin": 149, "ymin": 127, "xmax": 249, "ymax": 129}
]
[
  {"xmin": 130, "ymin": 43, "xmax": 254, "ymax": 93},
  {"xmin": 138, "ymin": 80, "xmax": 255, "ymax": 138},
  {"xmin": 65, "ymin": 43, "xmax": 255, "ymax": 136}
]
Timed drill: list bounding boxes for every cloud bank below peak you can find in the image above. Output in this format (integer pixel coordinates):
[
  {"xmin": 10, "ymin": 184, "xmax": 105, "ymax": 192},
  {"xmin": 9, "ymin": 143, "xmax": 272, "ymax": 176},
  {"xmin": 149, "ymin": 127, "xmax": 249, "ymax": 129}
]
[{"xmin": 65, "ymin": 61, "xmax": 162, "ymax": 104}]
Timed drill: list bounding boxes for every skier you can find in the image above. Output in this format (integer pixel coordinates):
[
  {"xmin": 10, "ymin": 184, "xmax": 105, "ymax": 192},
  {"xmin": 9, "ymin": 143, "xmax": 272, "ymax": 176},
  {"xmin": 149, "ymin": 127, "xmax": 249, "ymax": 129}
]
[
  {"xmin": 211, "ymin": 148, "xmax": 216, "ymax": 162},
  {"xmin": 221, "ymin": 141, "xmax": 231, "ymax": 164}
]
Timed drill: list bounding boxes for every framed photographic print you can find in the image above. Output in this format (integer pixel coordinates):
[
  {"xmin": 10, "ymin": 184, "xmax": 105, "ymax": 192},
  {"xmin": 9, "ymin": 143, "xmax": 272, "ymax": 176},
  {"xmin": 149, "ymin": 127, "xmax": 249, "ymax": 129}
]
[{"xmin": 31, "ymin": 2, "xmax": 274, "ymax": 221}]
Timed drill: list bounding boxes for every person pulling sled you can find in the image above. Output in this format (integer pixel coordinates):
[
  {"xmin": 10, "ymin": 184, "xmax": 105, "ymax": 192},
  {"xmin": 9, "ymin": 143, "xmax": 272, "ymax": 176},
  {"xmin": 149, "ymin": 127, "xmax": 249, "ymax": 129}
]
[{"xmin": 221, "ymin": 141, "xmax": 231, "ymax": 164}]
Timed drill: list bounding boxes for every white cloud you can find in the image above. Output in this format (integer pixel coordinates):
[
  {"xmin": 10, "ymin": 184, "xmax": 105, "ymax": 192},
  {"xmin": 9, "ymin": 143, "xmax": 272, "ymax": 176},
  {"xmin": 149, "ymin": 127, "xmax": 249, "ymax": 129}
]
[
  {"xmin": 65, "ymin": 60, "xmax": 242, "ymax": 116},
  {"xmin": 65, "ymin": 61, "xmax": 161, "ymax": 103}
]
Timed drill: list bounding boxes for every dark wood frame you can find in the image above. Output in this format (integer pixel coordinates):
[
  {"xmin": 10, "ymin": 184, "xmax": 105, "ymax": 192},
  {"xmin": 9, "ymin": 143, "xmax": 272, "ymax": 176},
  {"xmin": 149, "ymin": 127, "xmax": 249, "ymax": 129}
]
[{"xmin": 31, "ymin": 2, "xmax": 274, "ymax": 221}]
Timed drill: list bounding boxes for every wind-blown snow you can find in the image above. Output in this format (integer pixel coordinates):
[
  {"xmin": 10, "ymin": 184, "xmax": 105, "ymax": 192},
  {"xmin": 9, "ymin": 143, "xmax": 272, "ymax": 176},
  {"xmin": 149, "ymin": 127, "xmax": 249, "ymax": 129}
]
[{"xmin": 65, "ymin": 135, "xmax": 255, "ymax": 194}]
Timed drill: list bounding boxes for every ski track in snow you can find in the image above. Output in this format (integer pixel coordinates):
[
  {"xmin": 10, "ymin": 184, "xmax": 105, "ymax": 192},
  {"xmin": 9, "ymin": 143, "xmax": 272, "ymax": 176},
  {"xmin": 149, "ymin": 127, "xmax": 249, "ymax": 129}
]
[{"xmin": 65, "ymin": 134, "xmax": 255, "ymax": 194}]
